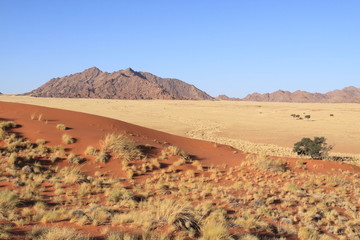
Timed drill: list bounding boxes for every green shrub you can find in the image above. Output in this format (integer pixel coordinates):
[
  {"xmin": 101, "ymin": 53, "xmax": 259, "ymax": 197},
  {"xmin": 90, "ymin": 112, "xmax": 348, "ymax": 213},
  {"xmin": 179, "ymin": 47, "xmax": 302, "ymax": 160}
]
[{"xmin": 293, "ymin": 137, "xmax": 332, "ymax": 159}]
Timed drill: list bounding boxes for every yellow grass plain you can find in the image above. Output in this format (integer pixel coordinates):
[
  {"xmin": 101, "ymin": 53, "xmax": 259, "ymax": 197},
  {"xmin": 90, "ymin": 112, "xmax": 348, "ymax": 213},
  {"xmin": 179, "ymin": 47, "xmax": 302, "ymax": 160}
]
[{"xmin": 1, "ymin": 95, "xmax": 359, "ymax": 161}]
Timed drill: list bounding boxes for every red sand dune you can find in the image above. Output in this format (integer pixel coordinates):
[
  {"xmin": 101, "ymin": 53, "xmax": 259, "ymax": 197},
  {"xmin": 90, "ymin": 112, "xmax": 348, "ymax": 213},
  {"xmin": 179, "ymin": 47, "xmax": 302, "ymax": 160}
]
[{"xmin": 0, "ymin": 102, "xmax": 247, "ymax": 178}]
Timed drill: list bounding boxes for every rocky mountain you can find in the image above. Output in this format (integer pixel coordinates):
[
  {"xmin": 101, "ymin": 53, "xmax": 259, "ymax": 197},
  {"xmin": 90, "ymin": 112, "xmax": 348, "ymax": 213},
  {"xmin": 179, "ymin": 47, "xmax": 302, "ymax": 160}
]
[
  {"xmin": 216, "ymin": 94, "xmax": 241, "ymax": 101},
  {"xmin": 26, "ymin": 67, "xmax": 213, "ymax": 100},
  {"xmin": 242, "ymin": 86, "xmax": 360, "ymax": 103}
]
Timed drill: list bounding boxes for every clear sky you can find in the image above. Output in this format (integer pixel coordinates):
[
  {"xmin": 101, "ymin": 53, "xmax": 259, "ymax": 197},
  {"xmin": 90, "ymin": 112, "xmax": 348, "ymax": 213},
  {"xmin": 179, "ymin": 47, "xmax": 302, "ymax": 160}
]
[{"xmin": 1, "ymin": 1, "xmax": 359, "ymax": 97}]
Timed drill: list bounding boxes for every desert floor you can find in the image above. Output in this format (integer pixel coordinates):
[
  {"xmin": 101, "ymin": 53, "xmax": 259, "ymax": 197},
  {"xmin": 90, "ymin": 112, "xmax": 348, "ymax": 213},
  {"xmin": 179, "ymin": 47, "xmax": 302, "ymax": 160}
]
[
  {"xmin": 1, "ymin": 95, "xmax": 359, "ymax": 158},
  {"xmin": 1, "ymin": 101, "xmax": 360, "ymax": 239}
]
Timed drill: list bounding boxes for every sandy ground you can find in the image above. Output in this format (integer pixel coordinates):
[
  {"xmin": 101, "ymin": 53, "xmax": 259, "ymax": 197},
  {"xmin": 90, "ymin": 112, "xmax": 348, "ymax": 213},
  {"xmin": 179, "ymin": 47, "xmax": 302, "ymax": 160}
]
[
  {"xmin": 1, "ymin": 95, "xmax": 359, "ymax": 157},
  {"xmin": 2, "ymin": 101, "xmax": 360, "ymax": 240}
]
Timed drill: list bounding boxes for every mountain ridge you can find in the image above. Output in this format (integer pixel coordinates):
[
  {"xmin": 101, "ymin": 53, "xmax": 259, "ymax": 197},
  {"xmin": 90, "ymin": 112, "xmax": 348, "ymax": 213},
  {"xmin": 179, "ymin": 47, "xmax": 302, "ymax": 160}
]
[
  {"xmin": 26, "ymin": 67, "xmax": 214, "ymax": 100},
  {"xmin": 217, "ymin": 86, "xmax": 360, "ymax": 103}
]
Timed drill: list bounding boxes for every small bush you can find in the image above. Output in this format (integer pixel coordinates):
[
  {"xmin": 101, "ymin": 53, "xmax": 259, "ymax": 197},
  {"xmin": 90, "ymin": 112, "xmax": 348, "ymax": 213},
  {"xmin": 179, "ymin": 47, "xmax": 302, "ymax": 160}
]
[
  {"xmin": 60, "ymin": 166, "xmax": 86, "ymax": 184},
  {"xmin": 62, "ymin": 134, "xmax": 75, "ymax": 144},
  {"xmin": 101, "ymin": 134, "xmax": 142, "ymax": 161},
  {"xmin": 293, "ymin": 137, "xmax": 333, "ymax": 159},
  {"xmin": 0, "ymin": 121, "xmax": 16, "ymax": 129},
  {"xmin": 67, "ymin": 153, "xmax": 84, "ymax": 164},
  {"xmin": 95, "ymin": 151, "xmax": 111, "ymax": 163},
  {"xmin": 84, "ymin": 146, "xmax": 98, "ymax": 156},
  {"xmin": 56, "ymin": 124, "xmax": 67, "ymax": 130},
  {"xmin": 161, "ymin": 145, "xmax": 190, "ymax": 160},
  {"xmin": 250, "ymin": 154, "xmax": 287, "ymax": 172}
]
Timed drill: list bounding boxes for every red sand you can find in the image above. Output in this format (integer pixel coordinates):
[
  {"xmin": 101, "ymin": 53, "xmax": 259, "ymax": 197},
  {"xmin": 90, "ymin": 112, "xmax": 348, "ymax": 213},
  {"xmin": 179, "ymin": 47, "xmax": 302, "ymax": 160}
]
[{"xmin": 0, "ymin": 101, "xmax": 247, "ymax": 178}]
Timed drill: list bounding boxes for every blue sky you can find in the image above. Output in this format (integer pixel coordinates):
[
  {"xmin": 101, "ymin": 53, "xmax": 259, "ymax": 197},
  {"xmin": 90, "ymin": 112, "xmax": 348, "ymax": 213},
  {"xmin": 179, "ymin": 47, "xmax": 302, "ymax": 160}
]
[{"xmin": 1, "ymin": 1, "xmax": 359, "ymax": 97}]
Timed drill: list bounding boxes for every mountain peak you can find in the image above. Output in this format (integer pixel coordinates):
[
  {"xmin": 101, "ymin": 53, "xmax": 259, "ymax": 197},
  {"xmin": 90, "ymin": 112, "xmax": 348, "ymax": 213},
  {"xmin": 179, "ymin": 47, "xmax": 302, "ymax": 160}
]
[
  {"xmin": 26, "ymin": 67, "xmax": 213, "ymax": 100},
  {"xmin": 84, "ymin": 66, "xmax": 101, "ymax": 72},
  {"xmin": 343, "ymin": 86, "xmax": 358, "ymax": 91},
  {"xmin": 82, "ymin": 67, "xmax": 102, "ymax": 77},
  {"xmin": 117, "ymin": 67, "xmax": 138, "ymax": 77}
]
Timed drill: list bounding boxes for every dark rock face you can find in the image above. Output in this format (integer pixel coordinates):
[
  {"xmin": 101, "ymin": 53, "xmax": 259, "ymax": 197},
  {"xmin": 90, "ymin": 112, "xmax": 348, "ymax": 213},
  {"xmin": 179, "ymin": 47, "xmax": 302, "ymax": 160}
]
[
  {"xmin": 26, "ymin": 67, "xmax": 214, "ymax": 100},
  {"xmin": 242, "ymin": 86, "xmax": 360, "ymax": 103}
]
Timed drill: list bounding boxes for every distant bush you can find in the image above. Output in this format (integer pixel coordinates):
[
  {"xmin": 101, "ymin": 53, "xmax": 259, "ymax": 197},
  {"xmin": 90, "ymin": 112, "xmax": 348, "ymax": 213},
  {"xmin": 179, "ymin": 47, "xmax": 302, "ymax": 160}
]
[
  {"xmin": 56, "ymin": 124, "xmax": 67, "ymax": 130},
  {"xmin": 293, "ymin": 137, "xmax": 332, "ymax": 160}
]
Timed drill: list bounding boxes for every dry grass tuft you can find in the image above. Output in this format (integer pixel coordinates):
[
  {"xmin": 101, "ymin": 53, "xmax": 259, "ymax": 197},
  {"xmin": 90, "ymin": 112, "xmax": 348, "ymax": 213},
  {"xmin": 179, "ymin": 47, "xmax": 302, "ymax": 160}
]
[
  {"xmin": 161, "ymin": 145, "xmax": 190, "ymax": 159},
  {"xmin": 95, "ymin": 151, "xmax": 111, "ymax": 163},
  {"xmin": 101, "ymin": 133, "xmax": 142, "ymax": 161},
  {"xmin": 246, "ymin": 154, "xmax": 288, "ymax": 172},
  {"xmin": 0, "ymin": 190, "xmax": 20, "ymax": 217},
  {"xmin": 84, "ymin": 146, "xmax": 98, "ymax": 156},
  {"xmin": 56, "ymin": 123, "xmax": 67, "ymax": 130},
  {"xmin": 62, "ymin": 134, "xmax": 75, "ymax": 144},
  {"xmin": 28, "ymin": 226, "xmax": 88, "ymax": 240}
]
